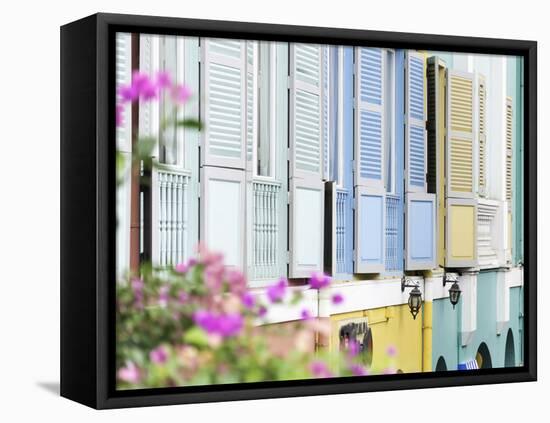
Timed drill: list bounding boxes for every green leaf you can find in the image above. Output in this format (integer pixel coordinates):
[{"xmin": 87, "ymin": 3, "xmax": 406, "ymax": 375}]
[
  {"xmin": 176, "ymin": 119, "xmax": 203, "ymax": 130},
  {"xmin": 183, "ymin": 327, "xmax": 209, "ymax": 348}
]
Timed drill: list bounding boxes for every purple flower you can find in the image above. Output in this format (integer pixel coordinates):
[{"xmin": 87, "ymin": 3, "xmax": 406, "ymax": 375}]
[
  {"xmin": 178, "ymin": 290, "xmax": 189, "ymax": 305},
  {"xmin": 155, "ymin": 71, "xmax": 172, "ymax": 89},
  {"xmin": 158, "ymin": 285, "xmax": 169, "ymax": 307},
  {"xmin": 226, "ymin": 269, "xmax": 246, "ymax": 294},
  {"xmin": 257, "ymin": 305, "xmax": 267, "ymax": 318},
  {"xmin": 118, "ymin": 362, "xmax": 140, "ymax": 383},
  {"xmin": 347, "ymin": 339, "xmax": 360, "ymax": 357},
  {"xmin": 193, "ymin": 311, "xmax": 244, "ymax": 337},
  {"xmin": 386, "ymin": 345, "xmax": 397, "ymax": 358},
  {"xmin": 300, "ymin": 308, "xmax": 312, "ymax": 320},
  {"xmin": 116, "ymin": 104, "xmax": 124, "ymax": 127},
  {"xmin": 131, "ymin": 277, "xmax": 144, "ymax": 308},
  {"xmin": 331, "ymin": 293, "xmax": 344, "ymax": 305},
  {"xmin": 309, "ymin": 272, "xmax": 331, "ymax": 290},
  {"xmin": 172, "ymin": 84, "xmax": 192, "ymax": 104},
  {"xmin": 149, "ymin": 346, "xmax": 168, "ymax": 364},
  {"xmin": 140, "ymin": 80, "xmax": 158, "ymax": 100},
  {"xmin": 349, "ymin": 364, "xmax": 368, "ymax": 376},
  {"xmin": 118, "ymin": 84, "xmax": 138, "ymax": 103},
  {"xmin": 241, "ymin": 292, "xmax": 256, "ymax": 309},
  {"xmin": 267, "ymin": 278, "xmax": 287, "ymax": 303},
  {"xmin": 310, "ymin": 360, "xmax": 333, "ymax": 378}
]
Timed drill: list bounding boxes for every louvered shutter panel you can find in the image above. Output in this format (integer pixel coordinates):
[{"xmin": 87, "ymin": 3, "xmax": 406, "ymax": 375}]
[
  {"xmin": 478, "ymin": 75, "xmax": 487, "ymax": 197},
  {"xmin": 355, "ymin": 48, "xmax": 384, "ymax": 188},
  {"xmin": 115, "ymin": 32, "xmax": 132, "ymax": 278},
  {"xmin": 323, "ymin": 46, "xmax": 330, "ymax": 180},
  {"xmin": 246, "ymin": 41, "xmax": 256, "ymax": 166},
  {"xmin": 505, "ymin": 97, "xmax": 513, "ymax": 202},
  {"xmin": 405, "ymin": 51, "xmax": 427, "ymax": 192},
  {"xmin": 289, "ymin": 43, "xmax": 324, "ymax": 278},
  {"xmin": 447, "ymin": 70, "xmax": 475, "ymax": 198},
  {"xmin": 201, "ymin": 39, "xmax": 247, "ymax": 169}
]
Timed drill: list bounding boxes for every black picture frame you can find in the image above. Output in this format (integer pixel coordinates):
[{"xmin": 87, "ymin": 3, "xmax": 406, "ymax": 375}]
[{"xmin": 60, "ymin": 12, "xmax": 537, "ymax": 409}]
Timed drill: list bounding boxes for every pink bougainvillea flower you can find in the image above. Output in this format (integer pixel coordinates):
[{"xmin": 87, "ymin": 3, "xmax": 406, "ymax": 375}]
[
  {"xmin": 241, "ymin": 292, "xmax": 256, "ymax": 309},
  {"xmin": 267, "ymin": 278, "xmax": 287, "ymax": 303},
  {"xmin": 331, "ymin": 292, "xmax": 344, "ymax": 305},
  {"xmin": 309, "ymin": 272, "xmax": 331, "ymax": 290},
  {"xmin": 132, "ymin": 71, "xmax": 150, "ymax": 91},
  {"xmin": 140, "ymin": 80, "xmax": 158, "ymax": 100},
  {"xmin": 257, "ymin": 305, "xmax": 267, "ymax": 318},
  {"xmin": 226, "ymin": 269, "xmax": 246, "ymax": 294},
  {"xmin": 300, "ymin": 308, "xmax": 312, "ymax": 320},
  {"xmin": 386, "ymin": 345, "xmax": 397, "ymax": 358},
  {"xmin": 130, "ymin": 277, "xmax": 144, "ymax": 308},
  {"xmin": 116, "ymin": 104, "xmax": 124, "ymax": 127},
  {"xmin": 172, "ymin": 84, "xmax": 192, "ymax": 104},
  {"xmin": 309, "ymin": 360, "xmax": 333, "ymax": 378},
  {"xmin": 155, "ymin": 71, "xmax": 172, "ymax": 89},
  {"xmin": 158, "ymin": 285, "xmax": 170, "ymax": 307},
  {"xmin": 118, "ymin": 362, "xmax": 140, "ymax": 383},
  {"xmin": 347, "ymin": 339, "xmax": 360, "ymax": 357},
  {"xmin": 177, "ymin": 290, "xmax": 189, "ymax": 305},
  {"xmin": 193, "ymin": 311, "xmax": 244, "ymax": 337},
  {"xmin": 118, "ymin": 84, "xmax": 138, "ymax": 103},
  {"xmin": 349, "ymin": 364, "xmax": 368, "ymax": 376},
  {"xmin": 149, "ymin": 345, "xmax": 169, "ymax": 364}
]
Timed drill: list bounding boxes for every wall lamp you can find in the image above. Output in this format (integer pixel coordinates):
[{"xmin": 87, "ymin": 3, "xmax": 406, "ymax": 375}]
[
  {"xmin": 443, "ymin": 274, "xmax": 461, "ymax": 309},
  {"xmin": 401, "ymin": 276, "xmax": 422, "ymax": 320}
]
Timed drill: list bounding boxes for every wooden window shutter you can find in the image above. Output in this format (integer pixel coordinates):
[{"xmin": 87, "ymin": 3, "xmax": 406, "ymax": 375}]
[
  {"xmin": 405, "ymin": 51, "xmax": 427, "ymax": 192},
  {"xmin": 201, "ymin": 39, "xmax": 247, "ymax": 169},
  {"xmin": 288, "ymin": 43, "xmax": 324, "ymax": 278},
  {"xmin": 447, "ymin": 70, "xmax": 475, "ymax": 198},
  {"xmin": 506, "ymin": 97, "xmax": 513, "ymax": 202},
  {"xmin": 478, "ymin": 75, "xmax": 487, "ymax": 197},
  {"xmin": 355, "ymin": 48, "xmax": 385, "ymax": 188}
]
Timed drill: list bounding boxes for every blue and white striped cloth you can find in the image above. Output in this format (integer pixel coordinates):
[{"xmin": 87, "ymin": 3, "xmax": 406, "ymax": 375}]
[{"xmin": 457, "ymin": 359, "xmax": 479, "ymax": 370}]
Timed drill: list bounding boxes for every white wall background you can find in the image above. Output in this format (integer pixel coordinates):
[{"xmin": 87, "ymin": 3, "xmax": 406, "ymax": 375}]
[{"xmin": 0, "ymin": 0, "xmax": 545, "ymax": 420}]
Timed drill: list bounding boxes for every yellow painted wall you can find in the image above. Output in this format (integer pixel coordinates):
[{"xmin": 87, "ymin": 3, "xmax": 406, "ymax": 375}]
[
  {"xmin": 449, "ymin": 204, "xmax": 475, "ymax": 261},
  {"xmin": 330, "ymin": 304, "xmax": 424, "ymax": 374}
]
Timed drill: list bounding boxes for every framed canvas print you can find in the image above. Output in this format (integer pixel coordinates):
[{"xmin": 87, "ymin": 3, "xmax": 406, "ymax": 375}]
[{"xmin": 60, "ymin": 13, "xmax": 537, "ymax": 409}]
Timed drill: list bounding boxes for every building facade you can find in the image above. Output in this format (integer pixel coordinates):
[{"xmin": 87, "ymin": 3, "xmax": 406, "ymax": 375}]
[{"xmin": 116, "ymin": 34, "xmax": 524, "ymax": 373}]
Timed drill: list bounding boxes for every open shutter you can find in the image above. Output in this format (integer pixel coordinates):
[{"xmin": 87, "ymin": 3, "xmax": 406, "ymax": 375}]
[
  {"xmin": 355, "ymin": 48, "xmax": 384, "ymax": 188},
  {"xmin": 354, "ymin": 48, "xmax": 385, "ymax": 274},
  {"xmin": 478, "ymin": 75, "xmax": 487, "ymax": 197},
  {"xmin": 115, "ymin": 32, "xmax": 132, "ymax": 278},
  {"xmin": 288, "ymin": 43, "xmax": 324, "ymax": 278},
  {"xmin": 405, "ymin": 51, "xmax": 427, "ymax": 192},
  {"xmin": 200, "ymin": 167, "xmax": 246, "ymax": 270},
  {"xmin": 355, "ymin": 186, "xmax": 385, "ymax": 273},
  {"xmin": 446, "ymin": 198, "xmax": 477, "ymax": 268},
  {"xmin": 404, "ymin": 52, "xmax": 435, "ymax": 270},
  {"xmin": 201, "ymin": 39, "xmax": 247, "ymax": 169},
  {"xmin": 505, "ymin": 97, "xmax": 513, "ymax": 263},
  {"xmin": 447, "ymin": 70, "xmax": 475, "ymax": 198},
  {"xmin": 138, "ymin": 35, "xmax": 160, "ymax": 149},
  {"xmin": 426, "ymin": 56, "xmax": 447, "ymax": 268}
]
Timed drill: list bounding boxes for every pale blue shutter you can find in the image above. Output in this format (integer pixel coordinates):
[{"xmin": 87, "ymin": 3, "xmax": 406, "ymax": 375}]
[
  {"xmin": 355, "ymin": 48, "xmax": 384, "ymax": 187},
  {"xmin": 289, "ymin": 43, "xmax": 324, "ymax": 278},
  {"xmin": 354, "ymin": 48, "xmax": 385, "ymax": 273},
  {"xmin": 404, "ymin": 52, "xmax": 436, "ymax": 270},
  {"xmin": 406, "ymin": 51, "xmax": 427, "ymax": 192},
  {"xmin": 201, "ymin": 39, "xmax": 247, "ymax": 169}
]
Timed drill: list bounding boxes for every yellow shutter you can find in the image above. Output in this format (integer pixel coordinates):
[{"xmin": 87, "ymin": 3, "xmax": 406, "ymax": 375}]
[
  {"xmin": 448, "ymin": 71, "xmax": 474, "ymax": 197},
  {"xmin": 478, "ymin": 75, "xmax": 487, "ymax": 197}
]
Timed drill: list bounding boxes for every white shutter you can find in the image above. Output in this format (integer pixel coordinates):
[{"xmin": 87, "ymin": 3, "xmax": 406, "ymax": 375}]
[
  {"xmin": 201, "ymin": 167, "xmax": 246, "ymax": 270},
  {"xmin": 478, "ymin": 75, "xmax": 487, "ymax": 197},
  {"xmin": 115, "ymin": 32, "xmax": 132, "ymax": 278},
  {"xmin": 405, "ymin": 51, "xmax": 427, "ymax": 192},
  {"xmin": 355, "ymin": 47, "xmax": 384, "ymax": 188},
  {"xmin": 289, "ymin": 43, "xmax": 324, "ymax": 277},
  {"xmin": 505, "ymin": 97, "xmax": 513, "ymax": 203},
  {"xmin": 447, "ymin": 70, "xmax": 475, "ymax": 198},
  {"xmin": 201, "ymin": 39, "xmax": 247, "ymax": 169},
  {"xmin": 138, "ymin": 34, "xmax": 160, "ymax": 156}
]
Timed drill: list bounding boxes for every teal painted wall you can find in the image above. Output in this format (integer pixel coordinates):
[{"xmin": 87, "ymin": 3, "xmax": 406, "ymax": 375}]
[
  {"xmin": 432, "ymin": 298, "xmax": 459, "ymax": 370},
  {"xmin": 458, "ymin": 271, "xmax": 523, "ymax": 368},
  {"xmin": 507, "ymin": 56, "xmax": 524, "ymax": 266}
]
